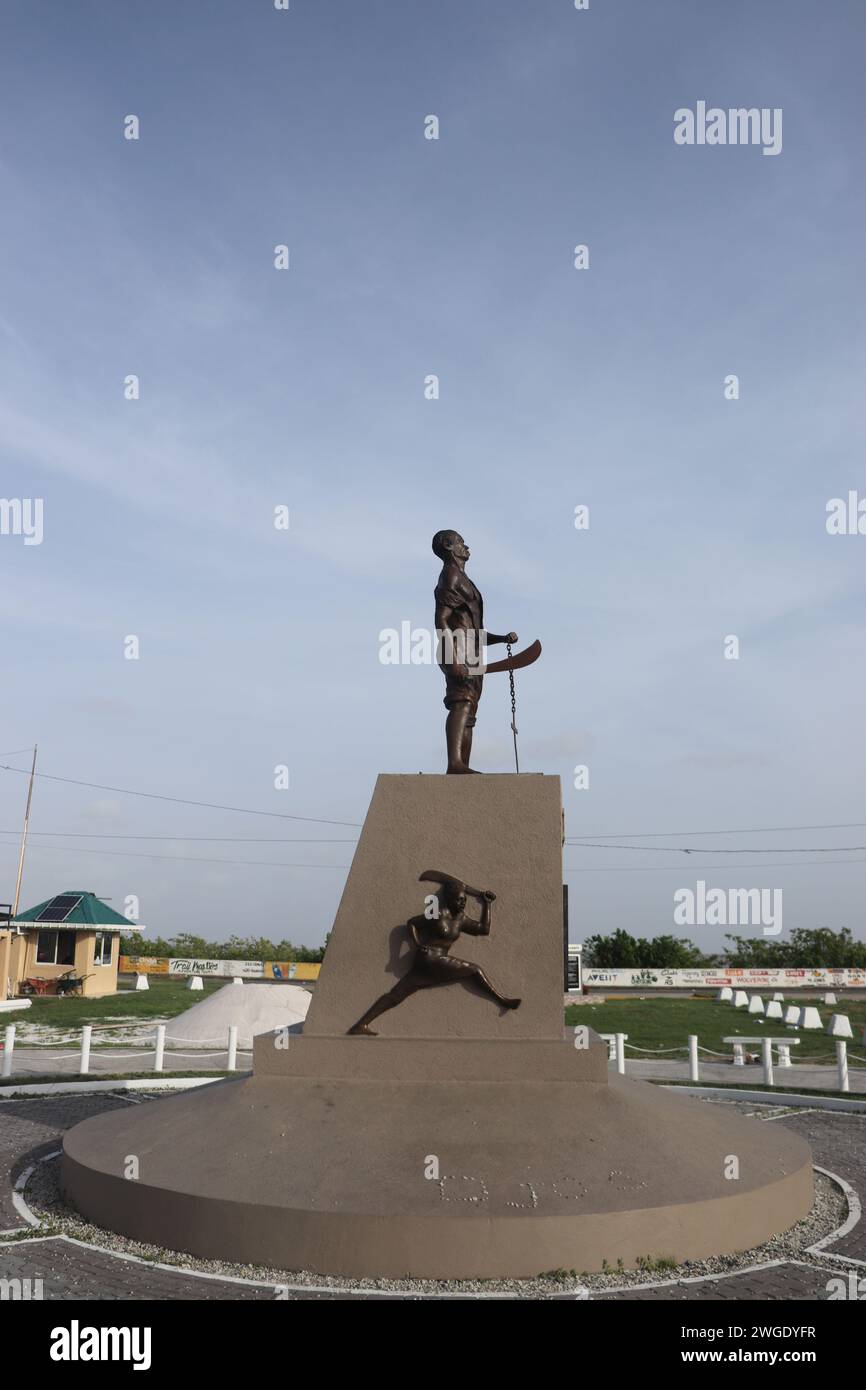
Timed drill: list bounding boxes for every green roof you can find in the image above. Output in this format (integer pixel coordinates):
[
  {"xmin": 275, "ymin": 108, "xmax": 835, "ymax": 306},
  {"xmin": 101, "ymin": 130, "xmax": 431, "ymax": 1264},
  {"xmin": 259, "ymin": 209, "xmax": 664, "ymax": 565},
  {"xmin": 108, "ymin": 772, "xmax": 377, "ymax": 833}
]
[{"xmin": 12, "ymin": 891, "xmax": 136, "ymax": 931}]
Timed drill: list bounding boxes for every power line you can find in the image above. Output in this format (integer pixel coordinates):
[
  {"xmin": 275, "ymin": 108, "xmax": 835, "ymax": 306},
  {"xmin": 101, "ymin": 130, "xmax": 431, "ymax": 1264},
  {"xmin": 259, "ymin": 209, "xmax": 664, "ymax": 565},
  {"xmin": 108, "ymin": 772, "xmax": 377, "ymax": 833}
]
[
  {"xmin": 0, "ymin": 763, "xmax": 362, "ymax": 828},
  {"xmin": 0, "ymin": 825, "xmax": 855, "ymax": 852},
  {"xmin": 566, "ymin": 820, "xmax": 866, "ymax": 840},
  {"xmin": 0, "ymin": 840, "xmax": 349, "ymax": 870},
  {"xmin": 0, "ymin": 836, "xmax": 858, "ymax": 876},
  {"xmin": 0, "ymin": 831, "xmax": 357, "ymax": 843},
  {"xmin": 567, "ymin": 841, "xmax": 866, "ymax": 854},
  {"xmin": 4, "ymin": 757, "xmax": 864, "ymax": 866},
  {"xmin": 567, "ymin": 857, "xmax": 866, "ymax": 872}
]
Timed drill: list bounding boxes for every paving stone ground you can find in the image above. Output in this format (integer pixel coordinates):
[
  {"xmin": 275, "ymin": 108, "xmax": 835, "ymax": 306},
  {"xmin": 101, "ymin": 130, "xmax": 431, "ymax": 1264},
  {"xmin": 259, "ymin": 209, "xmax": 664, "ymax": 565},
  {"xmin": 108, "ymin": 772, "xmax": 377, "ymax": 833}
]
[
  {"xmin": 0, "ymin": 1093, "xmax": 134, "ymax": 1231},
  {"xmin": 598, "ymin": 1261, "xmax": 842, "ymax": 1301},
  {"xmin": 771, "ymin": 1110, "xmax": 866, "ymax": 1265},
  {"xmin": 0, "ymin": 1237, "xmax": 276, "ymax": 1301},
  {"xmin": 1, "ymin": 1091, "xmax": 862, "ymax": 1301},
  {"xmin": 593, "ymin": 1103, "xmax": 866, "ymax": 1302}
]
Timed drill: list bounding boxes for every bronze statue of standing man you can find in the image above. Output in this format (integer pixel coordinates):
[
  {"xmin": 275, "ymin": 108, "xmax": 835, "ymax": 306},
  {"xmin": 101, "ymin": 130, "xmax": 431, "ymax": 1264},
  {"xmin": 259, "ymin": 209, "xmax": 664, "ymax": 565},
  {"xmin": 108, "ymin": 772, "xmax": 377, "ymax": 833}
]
[{"xmin": 432, "ymin": 530, "xmax": 517, "ymax": 774}]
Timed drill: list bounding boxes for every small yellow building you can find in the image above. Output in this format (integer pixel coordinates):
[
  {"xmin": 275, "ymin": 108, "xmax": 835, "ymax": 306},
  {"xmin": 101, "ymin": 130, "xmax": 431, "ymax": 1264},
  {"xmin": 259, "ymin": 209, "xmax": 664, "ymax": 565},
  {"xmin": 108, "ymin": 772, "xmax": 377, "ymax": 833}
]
[{"xmin": 1, "ymin": 890, "xmax": 134, "ymax": 1000}]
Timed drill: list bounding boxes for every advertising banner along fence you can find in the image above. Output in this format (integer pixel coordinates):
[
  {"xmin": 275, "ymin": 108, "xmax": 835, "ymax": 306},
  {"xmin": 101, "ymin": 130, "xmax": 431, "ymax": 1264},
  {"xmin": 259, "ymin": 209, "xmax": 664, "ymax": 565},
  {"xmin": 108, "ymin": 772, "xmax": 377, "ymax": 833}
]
[
  {"xmin": 120, "ymin": 956, "xmax": 321, "ymax": 982},
  {"xmin": 583, "ymin": 966, "xmax": 866, "ymax": 990}
]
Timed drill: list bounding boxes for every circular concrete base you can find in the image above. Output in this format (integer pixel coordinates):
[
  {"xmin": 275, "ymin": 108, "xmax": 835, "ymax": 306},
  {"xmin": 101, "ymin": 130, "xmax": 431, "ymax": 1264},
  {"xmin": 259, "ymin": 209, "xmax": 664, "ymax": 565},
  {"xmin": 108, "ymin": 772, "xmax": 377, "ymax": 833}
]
[{"xmin": 61, "ymin": 1072, "xmax": 813, "ymax": 1279}]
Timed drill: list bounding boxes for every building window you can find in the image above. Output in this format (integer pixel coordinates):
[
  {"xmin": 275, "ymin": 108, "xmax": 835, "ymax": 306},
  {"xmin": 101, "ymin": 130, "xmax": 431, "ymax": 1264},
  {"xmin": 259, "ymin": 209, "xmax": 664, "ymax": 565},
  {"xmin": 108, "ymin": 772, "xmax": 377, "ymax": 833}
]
[
  {"xmin": 35, "ymin": 930, "xmax": 76, "ymax": 966},
  {"xmin": 94, "ymin": 933, "xmax": 113, "ymax": 966}
]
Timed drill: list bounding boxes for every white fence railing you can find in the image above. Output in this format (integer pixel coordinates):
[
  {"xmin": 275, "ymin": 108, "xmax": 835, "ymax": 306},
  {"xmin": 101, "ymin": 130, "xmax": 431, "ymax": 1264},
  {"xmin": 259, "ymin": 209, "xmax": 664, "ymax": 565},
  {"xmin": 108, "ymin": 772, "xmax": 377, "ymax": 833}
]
[
  {"xmin": 3, "ymin": 1022, "xmax": 865, "ymax": 1094},
  {"xmin": 596, "ymin": 1030, "xmax": 864, "ymax": 1093},
  {"xmin": 0, "ymin": 1022, "xmax": 253, "ymax": 1079}
]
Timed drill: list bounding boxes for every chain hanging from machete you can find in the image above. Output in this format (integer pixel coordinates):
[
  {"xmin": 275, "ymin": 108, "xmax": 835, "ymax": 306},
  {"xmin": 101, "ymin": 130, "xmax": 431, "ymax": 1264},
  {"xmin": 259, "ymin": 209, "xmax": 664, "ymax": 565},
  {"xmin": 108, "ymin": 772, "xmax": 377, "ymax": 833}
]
[
  {"xmin": 507, "ymin": 641, "xmax": 519, "ymax": 773},
  {"xmin": 481, "ymin": 635, "xmax": 541, "ymax": 771}
]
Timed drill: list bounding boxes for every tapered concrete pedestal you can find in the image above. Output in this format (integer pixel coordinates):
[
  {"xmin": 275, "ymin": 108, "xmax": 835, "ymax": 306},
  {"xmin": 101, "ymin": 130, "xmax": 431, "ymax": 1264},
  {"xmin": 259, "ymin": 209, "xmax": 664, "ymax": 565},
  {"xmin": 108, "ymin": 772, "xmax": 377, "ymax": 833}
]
[{"xmin": 62, "ymin": 776, "xmax": 812, "ymax": 1279}]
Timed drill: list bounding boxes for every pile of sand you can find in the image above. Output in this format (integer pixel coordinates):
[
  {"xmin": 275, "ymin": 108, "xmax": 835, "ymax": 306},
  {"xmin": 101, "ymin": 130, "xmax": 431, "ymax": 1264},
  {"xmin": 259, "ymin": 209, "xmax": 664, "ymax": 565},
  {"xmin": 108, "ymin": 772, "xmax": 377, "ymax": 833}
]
[{"xmin": 166, "ymin": 981, "xmax": 311, "ymax": 1051}]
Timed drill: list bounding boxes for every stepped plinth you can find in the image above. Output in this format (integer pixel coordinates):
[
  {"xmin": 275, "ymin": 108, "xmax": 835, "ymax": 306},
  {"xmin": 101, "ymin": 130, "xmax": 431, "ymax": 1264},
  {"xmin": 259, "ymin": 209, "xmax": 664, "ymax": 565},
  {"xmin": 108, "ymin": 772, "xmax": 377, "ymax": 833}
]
[{"xmin": 63, "ymin": 776, "xmax": 812, "ymax": 1279}]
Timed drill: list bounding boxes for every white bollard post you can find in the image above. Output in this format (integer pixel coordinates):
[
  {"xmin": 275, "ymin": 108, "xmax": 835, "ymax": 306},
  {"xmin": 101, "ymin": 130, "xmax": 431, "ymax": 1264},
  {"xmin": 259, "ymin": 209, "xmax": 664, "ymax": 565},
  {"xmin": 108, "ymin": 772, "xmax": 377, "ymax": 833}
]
[
  {"xmin": 79, "ymin": 1024, "xmax": 92, "ymax": 1076},
  {"xmin": 778, "ymin": 1044, "xmax": 792, "ymax": 1068},
  {"xmin": 227, "ymin": 1024, "xmax": 238, "ymax": 1072},
  {"xmin": 688, "ymin": 1034, "xmax": 699, "ymax": 1082},
  {"xmin": 154, "ymin": 1023, "xmax": 166, "ymax": 1073},
  {"xmin": 733, "ymin": 1041, "xmax": 745, "ymax": 1066},
  {"xmin": 837, "ymin": 1039, "xmax": 849, "ymax": 1094},
  {"xmin": 762, "ymin": 1038, "xmax": 774, "ymax": 1087},
  {"xmin": 615, "ymin": 1033, "xmax": 625, "ymax": 1075},
  {"xmin": 2, "ymin": 1023, "xmax": 15, "ymax": 1079}
]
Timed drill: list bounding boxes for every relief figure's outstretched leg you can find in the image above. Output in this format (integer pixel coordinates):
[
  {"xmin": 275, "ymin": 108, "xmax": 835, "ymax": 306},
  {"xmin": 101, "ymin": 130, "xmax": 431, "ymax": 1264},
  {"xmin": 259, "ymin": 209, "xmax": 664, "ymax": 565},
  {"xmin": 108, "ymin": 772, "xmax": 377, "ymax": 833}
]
[
  {"xmin": 437, "ymin": 955, "xmax": 521, "ymax": 1011},
  {"xmin": 347, "ymin": 971, "xmax": 428, "ymax": 1035}
]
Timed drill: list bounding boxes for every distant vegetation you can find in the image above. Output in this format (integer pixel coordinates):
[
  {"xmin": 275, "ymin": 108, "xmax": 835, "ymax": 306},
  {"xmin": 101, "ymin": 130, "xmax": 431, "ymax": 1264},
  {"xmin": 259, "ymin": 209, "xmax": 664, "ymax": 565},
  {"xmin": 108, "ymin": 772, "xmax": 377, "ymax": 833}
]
[
  {"xmin": 583, "ymin": 929, "xmax": 708, "ymax": 969},
  {"xmin": 724, "ymin": 927, "xmax": 866, "ymax": 969},
  {"xmin": 120, "ymin": 923, "xmax": 865, "ymax": 971},
  {"xmin": 119, "ymin": 931, "xmax": 328, "ymax": 963},
  {"xmin": 583, "ymin": 926, "xmax": 866, "ymax": 970}
]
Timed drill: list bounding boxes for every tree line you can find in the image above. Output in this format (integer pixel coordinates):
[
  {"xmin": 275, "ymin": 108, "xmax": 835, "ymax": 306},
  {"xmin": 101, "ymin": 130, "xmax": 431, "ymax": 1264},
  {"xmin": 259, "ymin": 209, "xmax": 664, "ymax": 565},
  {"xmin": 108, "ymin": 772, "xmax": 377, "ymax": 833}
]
[
  {"xmin": 583, "ymin": 926, "xmax": 866, "ymax": 970},
  {"xmin": 119, "ymin": 925, "xmax": 866, "ymax": 971},
  {"xmin": 119, "ymin": 931, "xmax": 328, "ymax": 963}
]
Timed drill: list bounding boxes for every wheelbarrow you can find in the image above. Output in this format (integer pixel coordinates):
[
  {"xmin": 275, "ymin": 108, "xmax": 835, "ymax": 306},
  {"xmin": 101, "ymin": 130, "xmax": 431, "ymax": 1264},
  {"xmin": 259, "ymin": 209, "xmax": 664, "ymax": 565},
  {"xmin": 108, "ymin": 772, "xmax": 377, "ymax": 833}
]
[
  {"xmin": 22, "ymin": 977, "xmax": 54, "ymax": 996},
  {"xmin": 55, "ymin": 971, "xmax": 91, "ymax": 997}
]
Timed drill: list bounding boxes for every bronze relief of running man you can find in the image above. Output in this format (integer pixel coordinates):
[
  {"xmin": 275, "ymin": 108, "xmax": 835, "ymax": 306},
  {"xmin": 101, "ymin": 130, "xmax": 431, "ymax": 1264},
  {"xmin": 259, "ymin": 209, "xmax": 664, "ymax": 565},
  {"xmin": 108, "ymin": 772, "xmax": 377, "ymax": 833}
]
[{"xmin": 347, "ymin": 869, "xmax": 521, "ymax": 1035}]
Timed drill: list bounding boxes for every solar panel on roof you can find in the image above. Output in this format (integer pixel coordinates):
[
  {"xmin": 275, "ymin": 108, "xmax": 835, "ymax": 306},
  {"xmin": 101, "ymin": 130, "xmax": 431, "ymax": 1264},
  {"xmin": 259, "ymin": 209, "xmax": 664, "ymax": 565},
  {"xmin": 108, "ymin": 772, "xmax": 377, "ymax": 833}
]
[{"xmin": 36, "ymin": 894, "xmax": 83, "ymax": 923}]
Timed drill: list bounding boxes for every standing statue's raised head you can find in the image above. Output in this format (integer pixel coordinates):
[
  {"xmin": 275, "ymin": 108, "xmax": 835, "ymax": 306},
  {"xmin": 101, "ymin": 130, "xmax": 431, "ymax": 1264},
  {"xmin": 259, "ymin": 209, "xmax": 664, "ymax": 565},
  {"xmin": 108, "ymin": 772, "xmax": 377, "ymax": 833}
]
[{"xmin": 432, "ymin": 530, "xmax": 470, "ymax": 563}]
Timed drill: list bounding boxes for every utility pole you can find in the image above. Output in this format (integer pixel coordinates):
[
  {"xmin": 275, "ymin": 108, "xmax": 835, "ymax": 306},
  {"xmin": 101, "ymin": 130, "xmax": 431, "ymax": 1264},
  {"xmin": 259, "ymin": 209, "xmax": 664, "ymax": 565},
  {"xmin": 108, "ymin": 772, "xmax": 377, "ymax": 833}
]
[{"xmin": 12, "ymin": 744, "xmax": 37, "ymax": 917}]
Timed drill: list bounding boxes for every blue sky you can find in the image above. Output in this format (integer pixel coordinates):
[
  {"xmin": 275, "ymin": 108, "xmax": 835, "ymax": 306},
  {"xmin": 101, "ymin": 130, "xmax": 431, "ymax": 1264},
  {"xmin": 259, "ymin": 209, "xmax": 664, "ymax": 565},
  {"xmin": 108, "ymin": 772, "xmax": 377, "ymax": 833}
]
[{"xmin": 1, "ymin": 0, "xmax": 865, "ymax": 950}]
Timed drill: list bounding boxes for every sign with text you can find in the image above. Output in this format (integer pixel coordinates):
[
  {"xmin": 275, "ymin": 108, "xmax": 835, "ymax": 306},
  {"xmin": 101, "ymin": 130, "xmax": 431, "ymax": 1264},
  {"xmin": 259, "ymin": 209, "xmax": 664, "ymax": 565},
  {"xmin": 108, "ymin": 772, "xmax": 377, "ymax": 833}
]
[
  {"xmin": 169, "ymin": 958, "xmax": 266, "ymax": 978},
  {"xmin": 583, "ymin": 966, "xmax": 866, "ymax": 990},
  {"xmin": 119, "ymin": 956, "xmax": 169, "ymax": 975},
  {"xmin": 120, "ymin": 955, "xmax": 321, "ymax": 981}
]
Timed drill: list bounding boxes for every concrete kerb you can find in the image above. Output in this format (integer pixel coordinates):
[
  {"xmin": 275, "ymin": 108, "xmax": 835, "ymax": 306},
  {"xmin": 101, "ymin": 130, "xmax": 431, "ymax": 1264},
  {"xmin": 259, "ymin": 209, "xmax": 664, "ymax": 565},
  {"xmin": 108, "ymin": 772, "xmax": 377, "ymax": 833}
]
[
  {"xmin": 662, "ymin": 1084, "xmax": 866, "ymax": 1114},
  {"xmin": 11, "ymin": 1145, "xmax": 62, "ymax": 1226},
  {"xmin": 1, "ymin": 1229, "xmax": 849, "ymax": 1300},
  {"xmin": 8, "ymin": 1142, "xmax": 863, "ymax": 1294},
  {"xmin": 0, "ymin": 1077, "xmax": 222, "ymax": 1099},
  {"xmin": 808, "ymin": 1165, "xmax": 865, "ymax": 1268},
  {"xmin": 6, "ymin": 1158, "xmax": 861, "ymax": 1294},
  {"xmin": 0, "ymin": 1232, "xmax": 589, "ymax": 1299}
]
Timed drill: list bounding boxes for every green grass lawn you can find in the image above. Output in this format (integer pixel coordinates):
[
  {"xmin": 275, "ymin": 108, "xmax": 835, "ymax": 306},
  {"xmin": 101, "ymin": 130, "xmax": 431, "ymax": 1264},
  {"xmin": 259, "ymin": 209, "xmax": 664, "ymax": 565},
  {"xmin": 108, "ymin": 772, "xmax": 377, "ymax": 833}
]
[
  {"xmin": 10, "ymin": 984, "xmax": 865, "ymax": 1067},
  {"xmin": 12, "ymin": 976, "xmax": 226, "ymax": 1030},
  {"xmin": 564, "ymin": 996, "xmax": 866, "ymax": 1064}
]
